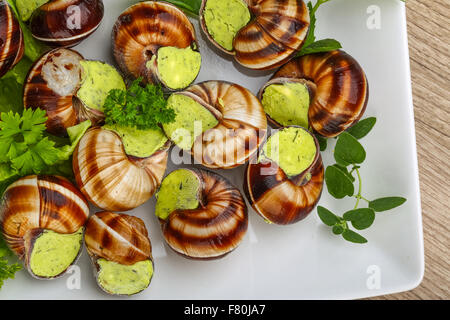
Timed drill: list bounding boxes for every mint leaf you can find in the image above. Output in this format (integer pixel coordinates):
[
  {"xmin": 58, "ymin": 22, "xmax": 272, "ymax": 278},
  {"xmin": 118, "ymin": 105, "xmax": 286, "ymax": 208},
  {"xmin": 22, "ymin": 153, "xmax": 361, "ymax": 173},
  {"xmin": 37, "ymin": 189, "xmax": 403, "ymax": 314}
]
[
  {"xmin": 347, "ymin": 117, "xmax": 377, "ymax": 139},
  {"xmin": 369, "ymin": 197, "xmax": 407, "ymax": 212},
  {"xmin": 332, "ymin": 164, "xmax": 355, "ymax": 182},
  {"xmin": 343, "ymin": 208, "xmax": 375, "ymax": 230},
  {"xmin": 297, "ymin": 39, "xmax": 342, "ymax": 56},
  {"xmin": 334, "ymin": 132, "xmax": 366, "ymax": 166},
  {"xmin": 325, "ymin": 165, "xmax": 354, "ymax": 199},
  {"xmin": 317, "ymin": 206, "xmax": 340, "ymax": 226},
  {"xmin": 342, "ymin": 229, "xmax": 367, "ymax": 244},
  {"xmin": 332, "ymin": 225, "xmax": 344, "ymax": 235}
]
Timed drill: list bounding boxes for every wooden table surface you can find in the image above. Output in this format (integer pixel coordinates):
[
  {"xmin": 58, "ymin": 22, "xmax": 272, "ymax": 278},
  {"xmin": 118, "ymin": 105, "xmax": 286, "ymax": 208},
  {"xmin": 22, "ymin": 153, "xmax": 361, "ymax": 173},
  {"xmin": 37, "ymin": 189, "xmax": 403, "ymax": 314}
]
[{"xmin": 371, "ymin": 0, "xmax": 449, "ymax": 300}]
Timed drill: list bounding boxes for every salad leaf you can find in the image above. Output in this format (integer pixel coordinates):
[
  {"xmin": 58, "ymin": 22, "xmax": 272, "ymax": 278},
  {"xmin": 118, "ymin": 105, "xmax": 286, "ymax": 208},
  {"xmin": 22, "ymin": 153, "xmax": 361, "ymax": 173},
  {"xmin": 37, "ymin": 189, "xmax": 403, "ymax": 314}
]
[
  {"xmin": 163, "ymin": 0, "xmax": 202, "ymax": 16},
  {"xmin": 0, "ymin": 235, "xmax": 22, "ymax": 290}
]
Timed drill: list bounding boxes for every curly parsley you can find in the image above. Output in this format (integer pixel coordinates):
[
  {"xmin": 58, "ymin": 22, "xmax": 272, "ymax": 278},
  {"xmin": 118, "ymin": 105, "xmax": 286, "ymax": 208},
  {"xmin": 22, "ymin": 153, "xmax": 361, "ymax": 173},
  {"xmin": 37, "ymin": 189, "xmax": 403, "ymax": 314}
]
[{"xmin": 103, "ymin": 79, "xmax": 176, "ymax": 130}]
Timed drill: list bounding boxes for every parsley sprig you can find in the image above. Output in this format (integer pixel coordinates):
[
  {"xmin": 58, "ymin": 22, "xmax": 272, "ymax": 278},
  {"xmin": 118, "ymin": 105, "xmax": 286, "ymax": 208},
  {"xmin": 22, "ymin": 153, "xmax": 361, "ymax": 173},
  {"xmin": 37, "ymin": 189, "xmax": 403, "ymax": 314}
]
[
  {"xmin": 0, "ymin": 236, "xmax": 21, "ymax": 289},
  {"xmin": 318, "ymin": 118, "xmax": 407, "ymax": 243},
  {"xmin": 103, "ymin": 79, "xmax": 176, "ymax": 130}
]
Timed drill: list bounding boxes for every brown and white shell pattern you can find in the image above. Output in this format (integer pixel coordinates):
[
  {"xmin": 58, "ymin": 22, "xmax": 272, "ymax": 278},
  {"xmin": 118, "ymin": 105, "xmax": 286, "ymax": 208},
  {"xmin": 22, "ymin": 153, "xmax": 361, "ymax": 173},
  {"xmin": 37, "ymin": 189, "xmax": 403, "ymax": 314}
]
[
  {"xmin": 0, "ymin": 175, "xmax": 89, "ymax": 262},
  {"xmin": 84, "ymin": 211, "xmax": 152, "ymax": 266},
  {"xmin": 73, "ymin": 127, "xmax": 170, "ymax": 212},
  {"xmin": 273, "ymin": 50, "xmax": 369, "ymax": 137},
  {"xmin": 180, "ymin": 81, "xmax": 267, "ymax": 169},
  {"xmin": 0, "ymin": 1, "xmax": 24, "ymax": 78}
]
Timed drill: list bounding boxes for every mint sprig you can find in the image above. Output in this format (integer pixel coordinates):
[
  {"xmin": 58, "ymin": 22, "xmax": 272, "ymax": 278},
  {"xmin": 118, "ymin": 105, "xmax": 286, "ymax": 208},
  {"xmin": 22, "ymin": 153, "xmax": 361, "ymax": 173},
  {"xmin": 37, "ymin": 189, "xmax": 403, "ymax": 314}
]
[{"xmin": 318, "ymin": 118, "xmax": 407, "ymax": 244}]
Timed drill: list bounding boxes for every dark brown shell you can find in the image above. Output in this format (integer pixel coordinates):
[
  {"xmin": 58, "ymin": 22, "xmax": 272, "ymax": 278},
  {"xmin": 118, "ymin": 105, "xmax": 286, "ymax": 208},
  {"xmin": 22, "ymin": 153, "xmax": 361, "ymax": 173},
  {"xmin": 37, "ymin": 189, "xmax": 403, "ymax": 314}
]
[
  {"xmin": 0, "ymin": 1, "xmax": 24, "ymax": 78},
  {"xmin": 160, "ymin": 168, "xmax": 248, "ymax": 259},
  {"xmin": 84, "ymin": 211, "xmax": 152, "ymax": 265},
  {"xmin": 112, "ymin": 1, "xmax": 199, "ymax": 89},
  {"xmin": 273, "ymin": 50, "xmax": 369, "ymax": 137},
  {"xmin": 244, "ymin": 127, "xmax": 324, "ymax": 225},
  {"xmin": 73, "ymin": 127, "xmax": 170, "ymax": 212},
  {"xmin": 199, "ymin": 0, "xmax": 310, "ymax": 70},
  {"xmin": 30, "ymin": 0, "xmax": 104, "ymax": 47},
  {"xmin": 175, "ymin": 80, "xmax": 267, "ymax": 169},
  {"xmin": 23, "ymin": 48, "xmax": 106, "ymax": 136},
  {"xmin": 0, "ymin": 175, "xmax": 89, "ymax": 278}
]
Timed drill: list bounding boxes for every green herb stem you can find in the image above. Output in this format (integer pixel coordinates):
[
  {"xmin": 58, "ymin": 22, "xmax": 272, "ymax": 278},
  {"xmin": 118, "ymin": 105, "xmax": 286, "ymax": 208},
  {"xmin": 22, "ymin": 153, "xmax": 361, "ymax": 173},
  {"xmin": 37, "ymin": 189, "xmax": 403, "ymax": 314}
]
[{"xmin": 353, "ymin": 166, "xmax": 362, "ymax": 209}]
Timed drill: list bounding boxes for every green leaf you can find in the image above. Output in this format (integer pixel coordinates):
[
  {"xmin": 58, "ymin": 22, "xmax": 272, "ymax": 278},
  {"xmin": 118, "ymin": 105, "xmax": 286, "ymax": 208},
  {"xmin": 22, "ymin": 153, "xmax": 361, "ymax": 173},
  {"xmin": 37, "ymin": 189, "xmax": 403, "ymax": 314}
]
[
  {"xmin": 297, "ymin": 39, "xmax": 342, "ymax": 56},
  {"xmin": 347, "ymin": 117, "xmax": 377, "ymax": 139},
  {"xmin": 317, "ymin": 206, "xmax": 340, "ymax": 226},
  {"xmin": 369, "ymin": 197, "xmax": 407, "ymax": 212},
  {"xmin": 334, "ymin": 132, "xmax": 366, "ymax": 166},
  {"xmin": 315, "ymin": 134, "xmax": 327, "ymax": 151},
  {"xmin": 325, "ymin": 165, "xmax": 354, "ymax": 199},
  {"xmin": 332, "ymin": 225, "xmax": 344, "ymax": 235},
  {"xmin": 343, "ymin": 208, "xmax": 375, "ymax": 230},
  {"xmin": 342, "ymin": 229, "xmax": 368, "ymax": 244},
  {"xmin": 332, "ymin": 164, "xmax": 355, "ymax": 182},
  {"xmin": 0, "ymin": 78, "xmax": 23, "ymax": 114},
  {"xmin": 163, "ymin": 0, "xmax": 202, "ymax": 16},
  {"xmin": 2, "ymin": 57, "xmax": 33, "ymax": 84},
  {"xmin": 57, "ymin": 120, "xmax": 91, "ymax": 161}
]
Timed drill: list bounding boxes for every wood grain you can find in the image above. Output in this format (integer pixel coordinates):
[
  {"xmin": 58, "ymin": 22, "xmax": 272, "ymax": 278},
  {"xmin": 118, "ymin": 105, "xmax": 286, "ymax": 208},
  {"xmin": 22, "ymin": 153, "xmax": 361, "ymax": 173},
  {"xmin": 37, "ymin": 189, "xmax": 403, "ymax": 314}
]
[{"xmin": 371, "ymin": 0, "xmax": 450, "ymax": 300}]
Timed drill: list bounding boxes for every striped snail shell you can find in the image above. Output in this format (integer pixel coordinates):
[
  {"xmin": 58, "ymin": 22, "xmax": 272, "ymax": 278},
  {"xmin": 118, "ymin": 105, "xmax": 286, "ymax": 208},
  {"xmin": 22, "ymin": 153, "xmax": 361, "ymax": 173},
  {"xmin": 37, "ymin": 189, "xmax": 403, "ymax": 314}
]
[
  {"xmin": 157, "ymin": 168, "xmax": 248, "ymax": 259},
  {"xmin": 112, "ymin": 1, "xmax": 200, "ymax": 90},
  {"xmin": 172, "ymin": 80, "xmax": 267, "ymax": 169},
  {"xmin": 30, "ymin": 0, "xmax": 104, "ymax": 47},
  {"xmin": 0, "ymin": 175, "xmax": 89, "ymax": 278},
  {"xmin": 199, "ymin": 0, "xmax": 310, "ymax": 70},
  {"xmin": 73, "ymin": 127, "xmax": 170, "ymax": 212},
  {"xmin": 0, "ymin": 1, "xmax": 24, "ymax": 78},
  {"xmin": 244, "ymin": 127, "xmax": 324, "ymax": 225},
  {"xmin": 273, "ymin": 50, "xmax": 369, "ymax": 137},
  {"xmin": 84, "ymin": 211, "xmax": 153, "ymax": 295}
]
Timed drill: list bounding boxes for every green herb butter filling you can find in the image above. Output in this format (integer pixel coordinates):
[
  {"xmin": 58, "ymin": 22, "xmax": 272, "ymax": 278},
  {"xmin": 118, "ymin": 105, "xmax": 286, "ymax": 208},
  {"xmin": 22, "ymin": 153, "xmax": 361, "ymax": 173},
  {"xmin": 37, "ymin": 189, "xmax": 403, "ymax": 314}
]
[
  {"xmin": 262, "ymin": 82, "xmax": 311, "ymax": 129},
  {"xmin": 16, "ymin": 0, "xmax": 50, "ymax": 21},
  {"xmin": 260, "ymin": 127, "xmax": 317, "ymax": 177},
  {"xmin": 155, "ymin": 169, "xmax": 200, "ymax": 220},
  {"xmin": 162, "ymin": 94, "xmax": 219, "ymax": 150},
  {"xmin": 103, "ymin": 124, "xmax": 168, "ymax": 158},
  {"xmin": 77, "ymin": 60, "xmax": 126, "ymax": 111},
  {"xmin": 203, "ymin": 0, "xmax": 251, "ymax": 51},
  {"xmin": 97, "ymin": 259, "xmax": 153, "ymax": 296},
  {"xmin": 29, "ymin": 227, "xmax": 83, "ymax": 278},
  {"xmin": 156, "ymin": 46, "xmax": 201, "ymax": 90}
]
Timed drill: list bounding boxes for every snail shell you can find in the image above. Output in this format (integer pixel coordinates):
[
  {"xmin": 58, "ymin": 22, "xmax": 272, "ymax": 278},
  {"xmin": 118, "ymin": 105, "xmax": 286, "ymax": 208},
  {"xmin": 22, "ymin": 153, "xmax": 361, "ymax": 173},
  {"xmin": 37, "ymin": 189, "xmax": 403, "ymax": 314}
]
[
  {"xmin": 30, "ymin": 0, "xmax": 104, "ymax": 47},
  {"xmin": 174, "ymin": 80, "xmax": 267, "ymax": 169},
  {"xmin": 273, "ymin": 50, "xmax": 369, "ymax": 137},
  {"xmin": 0, "ymin": 1, "xmax": 24, "ymax": 78},
  {"xmin": 112, "ymin": 1, "xmax": 200, "ymax": 89},
  {"xmin": 73, "ymin": 127, "xmax": 170, "ymax": 212},
  {"xmin": 0, "ymin": 175, "xmax": 89, "ymax": 278},
  {"xmin": 84, "ymin": 211, "xmax": 153, "ymax": 295},
  {"xmin": 199, "ymin": 0, "xmax": 310, "ymax": 70},
  {"xmin": 244, "ymin": 127, "xmax": 324, "ymax": 225},
  {"xmin": 159, "ymin": 168, "xmax": 248, "ymax": 259}
]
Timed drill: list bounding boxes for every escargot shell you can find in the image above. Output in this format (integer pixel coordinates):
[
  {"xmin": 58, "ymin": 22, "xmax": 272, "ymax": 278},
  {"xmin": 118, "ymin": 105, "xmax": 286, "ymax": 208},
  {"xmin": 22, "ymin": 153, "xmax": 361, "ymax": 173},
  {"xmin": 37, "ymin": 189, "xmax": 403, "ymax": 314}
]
[
  {"xmin": 160, "ymin": 169, "xmax": 248, "ymax": 259},
  {"xmin": 30, "ymin": 0, "xmax": 104, "ymax": 47},
  {"xmin": 199, "ymin": 0, "xmax": 310, "ymax": 70},
  {"xmin": 244, "ymin": 127, "xmax": 324, "ymax": 225},
  {"xmin": 273, "ymin": 50, "xmax": 369, "ymax": 137},
  {"xmin": 0, "ymin": 1, "xmax": 24, "ymax": 78},
  {"xmin": 112, "ymin": 1, "xmax": 199, "ymax": 88},
  {"xmin": 73, "ymin": 127, "xmax": 170, "ymax": 212},
  {"xmin": 178, "ymin": 80, "xmax": 268, "ymax": 169},
  {"xmin": 84, "ymin": 211, "xmax": 152, "ymax": 266},
  {"xmin": 0, "ymin": 175, "xmax": 89, "ymax": 276}
]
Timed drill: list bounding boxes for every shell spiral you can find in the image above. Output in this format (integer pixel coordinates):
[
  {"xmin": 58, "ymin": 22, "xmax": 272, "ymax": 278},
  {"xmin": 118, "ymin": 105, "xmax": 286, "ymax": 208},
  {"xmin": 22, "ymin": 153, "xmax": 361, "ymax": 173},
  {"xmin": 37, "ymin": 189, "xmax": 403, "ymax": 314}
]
[
  {"xmin": 112, "ymin": 1, "xmax": 198, "ymax": 86},
  {"xmin": 73, "ymin": 127, "xmax": 170, "ymax": 212},
  {"xmin": 0, "ymin": 1, "xmax": 24, "ymax": 78},
  {"xmin": 84, "ymin": 211, "xmax": 152, "ymax": 265},
  {"xmin": 273, "ymin": 50, "xmax": 369, "ymax": 137},
  {"xmin": 182, "ymin": 81, "xmax": 267, "ymax": 169},
  {"xmin": 0, "ymin": 175, "xmax": 89, "ymax": 259},
  {"xmin": 200, "ymin": 0, "xmax": 310, "ymax": 70},
  {"xmin": 161, "ymin": 169, "xmax": 248, "ymax": 259},
  {"xmin": 30, "ymin": 0, "xmax": 104, "ymax": 47}
]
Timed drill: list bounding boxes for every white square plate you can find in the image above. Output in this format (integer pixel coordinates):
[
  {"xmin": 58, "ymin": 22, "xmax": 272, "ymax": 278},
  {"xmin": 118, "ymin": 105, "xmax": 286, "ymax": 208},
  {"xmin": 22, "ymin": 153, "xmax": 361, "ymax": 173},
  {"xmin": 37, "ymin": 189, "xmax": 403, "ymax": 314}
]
[{"xmin": 1, "ymin": 0, "xmax": 424, "ymax": 300}]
